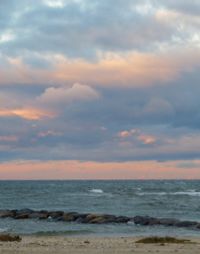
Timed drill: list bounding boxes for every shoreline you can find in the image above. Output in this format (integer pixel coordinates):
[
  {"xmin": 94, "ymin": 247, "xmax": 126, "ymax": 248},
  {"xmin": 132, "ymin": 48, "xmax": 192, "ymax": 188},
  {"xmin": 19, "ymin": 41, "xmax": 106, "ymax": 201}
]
[{"xmin": 0, "ymin": 235, "xmax": 200, "ymax": 254}]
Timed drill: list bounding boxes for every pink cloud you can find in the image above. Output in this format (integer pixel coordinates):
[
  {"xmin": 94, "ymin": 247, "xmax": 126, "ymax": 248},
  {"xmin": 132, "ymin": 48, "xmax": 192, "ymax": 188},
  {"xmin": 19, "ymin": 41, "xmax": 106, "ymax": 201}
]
[
  {"xmin": 118, "ymin": 129, "xmax": 138, "ymax": 138},
  {"xmin": 0, "ymin": 108, "xmax": 55, "ymax": 120},
  {"xmin": 1, "ymin": 48, "xmax": 200, "ymax": 87},
  {"xmin": 138, "ymin": 134, "xmax": 156, "ymax": 145},
  {"xmin": 0, "ymin": 135, "xmax": 18, "ymax": 142}
]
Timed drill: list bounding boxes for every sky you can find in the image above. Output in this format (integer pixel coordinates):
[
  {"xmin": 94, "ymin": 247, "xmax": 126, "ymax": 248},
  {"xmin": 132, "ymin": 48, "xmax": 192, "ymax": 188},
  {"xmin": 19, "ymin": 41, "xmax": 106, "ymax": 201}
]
[{"xmin": 1, "ymin": 0, "xmax": 200, "ymax": 179}]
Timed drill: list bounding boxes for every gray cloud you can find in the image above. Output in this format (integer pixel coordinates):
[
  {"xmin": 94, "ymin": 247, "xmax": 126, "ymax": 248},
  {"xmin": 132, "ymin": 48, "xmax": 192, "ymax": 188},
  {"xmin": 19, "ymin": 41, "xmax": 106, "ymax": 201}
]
[
  {"xmin": 1, "ymin": 0, "xmax": 200, "ymax": 164},
  {"xmin": 0, "ymin": 0, "xmax": 180, "ymax": 59},
  {"xmin": 1, "ymin": 76, "xmax": 200, "ymax": 162}
]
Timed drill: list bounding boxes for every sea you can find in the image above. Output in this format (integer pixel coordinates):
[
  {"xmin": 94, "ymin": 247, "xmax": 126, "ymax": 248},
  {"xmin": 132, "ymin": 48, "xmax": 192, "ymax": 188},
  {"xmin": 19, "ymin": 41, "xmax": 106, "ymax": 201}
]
[{"xmin": 0, "ymin": 180, "xmax": 200, "ymax": 237}]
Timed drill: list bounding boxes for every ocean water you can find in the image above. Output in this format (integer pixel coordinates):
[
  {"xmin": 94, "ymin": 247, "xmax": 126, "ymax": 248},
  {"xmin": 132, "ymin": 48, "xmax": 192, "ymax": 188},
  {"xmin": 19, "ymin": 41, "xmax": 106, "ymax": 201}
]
[{"xmin": 0, "ymin": 180, "xmax": 200, "ymax": 236}]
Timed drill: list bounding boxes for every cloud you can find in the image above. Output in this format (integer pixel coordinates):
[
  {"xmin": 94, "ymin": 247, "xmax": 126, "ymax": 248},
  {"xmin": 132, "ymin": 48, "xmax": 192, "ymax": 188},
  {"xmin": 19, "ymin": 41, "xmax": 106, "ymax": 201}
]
[
  {"xmin": 0, "ymin": 0, "xmax": 175, "ymax": 58},
  {"xmin": 0, "ymin": 135, "xmax": 18, "ymax": 142},
  {"xmin": 38, "ymin": 83, "xmax": 100, "ymax": 106},
  {"xmin": 1, "ymin": 0, "xmax": 200, "ymax": 171},
  {"xmin": 37, "ymin": 130, "xmax": 62, "ymax": 138},
  {"xmin": 0, "ymin": 108, "xmax": 54, "ymax": 120},
  {"xmin": 1, "ymin": 48, "xmax": 200, "ymax": 87},
  {"xmin": 137, "ymin": 134, "xmax": 156, "ymax": 145},
  {"xmin": 118, "ymin": 129, "xmax": 138, "ymax": 138}
]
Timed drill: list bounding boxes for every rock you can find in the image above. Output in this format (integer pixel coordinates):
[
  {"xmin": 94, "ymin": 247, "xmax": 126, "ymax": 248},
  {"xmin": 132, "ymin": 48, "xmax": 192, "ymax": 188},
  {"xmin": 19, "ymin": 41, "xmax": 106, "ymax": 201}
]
[
  {"xmin": 87, "ymin": 214, "xmax": 118, "ymax": 224},
  {"xmin": 17, "ymin": 209, "xmax": 33, "ymax": 214},
  {"xmin": 174, "ymin": 221, "xmax": 197, "ymax": 228},
  {"xmin": 0, "ymin": 234, "xmax": 21, "ymax": 242},
  {"xmin": 15, "ymin": 214, "xmax": 29, "ymax": 219},
  {"xmin": 159, "ymin": 218, "xmax": 179, "ymax": 226},
  {"xmin": 62, "ymin": 212, "xmax": 79, "ymax": 222},
  {"xmin": 75, "ymin": 214, "xmax": 89, "ymax": 223},
  {"xmin": 0, "ymin": 208, "xmax": 200, "ymax": 230},
  {"xmin": 48, "ymin": 211, "xmax": 64, "ymax": 219},
  {"xmin": 15, "ymin": 209, "xmax": 34, "ymax": 219},
  {"xmin": 133, "ymin": 216, "xmax": 153, "ymax": 225},
  {"xmin": 114, "ymin": 216, "xmax": 130, "ymax": 223},
  {"xmin": 0, "ymin": 210, "xmax": 16, "ymax": 218},
  {"xmin": 38, "ymin": 210, "xmax": 49, "ymax": 220},
  {"xmin": 28, "ymin": 211, "xmax": 49, "ymax": 220}
]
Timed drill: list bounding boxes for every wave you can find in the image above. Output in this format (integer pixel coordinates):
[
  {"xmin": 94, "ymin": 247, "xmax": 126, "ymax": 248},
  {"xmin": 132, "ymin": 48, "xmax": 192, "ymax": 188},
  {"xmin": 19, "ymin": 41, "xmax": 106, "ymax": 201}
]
[
  {"xmin": 137, "ymin": 190, "xmax": 200, "ymax": 196},
  {"xmin": 172, "ymin": 191, "xmax": 200, "ymax": 196},
  {"xmin": 0, "ymin": 227, "xmax": 8, "ymax": 233},
  {"xmin": 89, "ymin": 189, "xmax": 104, "ymax": 194},
  {"xmin": 137, "ymin": 192, "xmax": 167, "ymax": 196}
]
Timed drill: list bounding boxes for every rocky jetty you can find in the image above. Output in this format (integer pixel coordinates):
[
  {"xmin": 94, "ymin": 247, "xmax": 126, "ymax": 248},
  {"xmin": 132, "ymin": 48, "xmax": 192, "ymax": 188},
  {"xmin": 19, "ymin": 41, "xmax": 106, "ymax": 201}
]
[{"xmin": 0, "ymin": 209, "xmax": 199, "ymax": 230}]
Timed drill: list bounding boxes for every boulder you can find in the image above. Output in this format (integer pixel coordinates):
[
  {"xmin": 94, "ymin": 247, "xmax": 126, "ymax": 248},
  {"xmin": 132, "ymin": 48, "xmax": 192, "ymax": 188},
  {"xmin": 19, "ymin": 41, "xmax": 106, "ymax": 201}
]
[
  {"xmin": 159, "ymin": 218, "xmax": 179, "ymax": 226},
  {"xmin": 15, "ymin": 209, "xmax": 34, "ymax": 219},
  {"xmin": 0, "ymin": 210, "xmax": 16, "ymax": 218},
  {"xmin": 28, "ymin": 211, "xmax": 49, "ymax": 220},
  {"xmin": 62, "ymin": 212, "xmax": 79, "ymax": 222},
  {"xmin": 113, "ymin": 216, "xmax": 130, "ymax": 223},
  {"xmin": 133, "ymin": 216, "xmax": 153, "ymax": 225},
  {"xmin": 87, "ymin": 214, "xmax": 118, "ymax": 224},
  {"xmin": 48, "ymin": 211, "xmax": 64, "ymax": 219},
  {"xmin": 174, "ymin": 220, "xmax": 197, "ymax": 228}
]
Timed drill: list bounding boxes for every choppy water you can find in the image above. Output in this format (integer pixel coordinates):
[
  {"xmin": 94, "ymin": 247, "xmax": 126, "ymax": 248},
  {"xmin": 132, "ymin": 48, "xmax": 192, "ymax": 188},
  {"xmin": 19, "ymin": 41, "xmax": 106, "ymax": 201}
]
[{"xmin": 0, "ymin": 180, "xmax": 200, "ymax": 236}]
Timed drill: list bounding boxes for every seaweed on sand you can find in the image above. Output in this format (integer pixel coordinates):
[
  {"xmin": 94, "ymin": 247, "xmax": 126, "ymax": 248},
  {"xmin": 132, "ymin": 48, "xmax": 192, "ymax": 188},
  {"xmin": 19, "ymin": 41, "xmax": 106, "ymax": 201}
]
[{"xmin": 136, "ymin": 236, "xmax": 191, "ymax": 244}]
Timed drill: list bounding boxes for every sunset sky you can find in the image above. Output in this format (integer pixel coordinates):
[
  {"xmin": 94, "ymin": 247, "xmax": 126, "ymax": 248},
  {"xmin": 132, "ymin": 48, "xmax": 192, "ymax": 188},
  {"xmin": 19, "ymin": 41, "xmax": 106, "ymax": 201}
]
[{"xmin": 1, "ymin": 0, "xmax": 200, "ymax": 179}]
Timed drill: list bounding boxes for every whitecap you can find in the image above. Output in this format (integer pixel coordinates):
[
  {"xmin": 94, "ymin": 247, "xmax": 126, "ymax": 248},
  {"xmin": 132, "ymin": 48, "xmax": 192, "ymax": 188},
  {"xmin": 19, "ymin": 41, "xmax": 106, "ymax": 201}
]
[
  {"xmin": 137, "ymin": 192, "xmax": 167, "ymax": 196},
  {"xmin": 171, "ymin": 191, "xmax": 200, "ymax": 196},
  {"xmin": 89, "ymin": 189, "xmax": 104, "ymax": 194},
  {"xmin": 0, "ymin": 227, "xmax": 8, "ymax": 233}
]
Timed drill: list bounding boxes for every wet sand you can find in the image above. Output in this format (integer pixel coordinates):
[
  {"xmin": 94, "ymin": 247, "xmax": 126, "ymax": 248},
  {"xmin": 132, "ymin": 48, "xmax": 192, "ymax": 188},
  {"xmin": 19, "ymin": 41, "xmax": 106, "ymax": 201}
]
[{"xmin": 0, "ymin": 236, "xmax": 199, "ymax": 254}]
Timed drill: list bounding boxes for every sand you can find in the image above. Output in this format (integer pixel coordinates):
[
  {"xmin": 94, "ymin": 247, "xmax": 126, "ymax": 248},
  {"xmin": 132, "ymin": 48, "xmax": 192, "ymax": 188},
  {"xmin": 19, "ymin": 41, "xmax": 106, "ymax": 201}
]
[{"xmin": 0, "ymin": 236, "xmax": 200, "ymax": 254}]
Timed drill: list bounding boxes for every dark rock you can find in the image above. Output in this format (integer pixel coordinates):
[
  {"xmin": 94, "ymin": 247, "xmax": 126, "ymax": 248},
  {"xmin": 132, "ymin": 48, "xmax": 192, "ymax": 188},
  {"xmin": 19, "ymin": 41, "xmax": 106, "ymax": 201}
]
[
  {"xmin": 38, "ymin": 211, "xmax": 49, "ymax": 219},
  {"xmin": 115, "ymin": 216, "xmax": 130, "ymax": 223},
  {"xmin": 174, "ymin": 221, "xmax": 197, "ymax": 228},
  {"xmin": 17, "ymin": 209, "xmax": 33, "ymax": 214},
  {"xmin": 133, "ymin": 216, "xmax": 152, "ymax": 225},
  {"xmin": 15, "ymin": 209, "xmax": 34, "ymax": 219},
  {"xmin": 159, "ymin": 218, "xmax": 179, "ymax": 226},
  {"xmin": 48, "ymin": 211, "xmax": 64, "ymax": 219},
  {"xmin": 86, "ymin": 214, "xmax": 118, "ymax": 224},
  {"xmin": 62, "ymin": 212, "xmax": 79, "ymax": 222},
  {"xmin": 75, "ymin": 214, "xmax": 89, "ymax": 223},
  {"xmin": 28, "ymin": 211, "xmax": 49, "ymax": 220},
  {"xmin": 0, "ymin": 210, "xmax": 16, "ymax": 218},
  {"xmin": 15, "ymin": 214, "xmax": 29, "ymax": 219}
]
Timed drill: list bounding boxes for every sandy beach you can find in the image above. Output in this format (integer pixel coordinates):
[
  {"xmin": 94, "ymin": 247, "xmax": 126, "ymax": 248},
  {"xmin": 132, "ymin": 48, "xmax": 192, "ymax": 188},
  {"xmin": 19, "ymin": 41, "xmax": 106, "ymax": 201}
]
[{"xmin": 0, "ymin": 236, "xmax": 200, "ymax": 254}]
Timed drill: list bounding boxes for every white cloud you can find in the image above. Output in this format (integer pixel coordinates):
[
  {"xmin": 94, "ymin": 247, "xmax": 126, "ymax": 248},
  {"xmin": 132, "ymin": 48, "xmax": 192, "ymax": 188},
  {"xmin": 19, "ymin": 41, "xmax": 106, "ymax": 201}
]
[{"xmin": 38, "ymin": 83, "xmax": 100, "ymax": 106}]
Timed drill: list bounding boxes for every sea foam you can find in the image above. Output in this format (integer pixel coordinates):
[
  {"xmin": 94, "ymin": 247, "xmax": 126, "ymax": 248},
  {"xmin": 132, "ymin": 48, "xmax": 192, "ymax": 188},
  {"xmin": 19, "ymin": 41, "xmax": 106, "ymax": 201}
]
[{"xmin": 90, "ymin": 189, "xmax": 104, "ymax": 194}]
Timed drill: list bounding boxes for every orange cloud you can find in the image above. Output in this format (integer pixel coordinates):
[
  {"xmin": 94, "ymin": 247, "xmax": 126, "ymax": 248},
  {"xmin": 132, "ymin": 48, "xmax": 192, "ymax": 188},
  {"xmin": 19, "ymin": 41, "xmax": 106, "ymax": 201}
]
[
  {"xmin": 138, "ymin": 134, "xmax": 156, "ymax": 145},
  {"xmin": 0, "ymin": 135, "xmax": 18, "ymax": 142},
  {"xmin": 0, "ymin": 160, "xmax": 200, "ymax": 180},
  {"xmin": 118, "ymin": 129, "xmax": 138, "ymax": 138},
  {"xmin": 0, "ymin": 108, "xmax": 54, "ymax": 120},
  {"xmin": 1, "ymin": 48, "xmax": 200, "ymax": 87}
]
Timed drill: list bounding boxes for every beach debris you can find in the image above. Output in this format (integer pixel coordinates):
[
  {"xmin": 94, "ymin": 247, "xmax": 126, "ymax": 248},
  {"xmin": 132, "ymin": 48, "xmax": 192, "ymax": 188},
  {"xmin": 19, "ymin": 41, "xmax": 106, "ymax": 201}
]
[
  {"xmin": 0, "ymin": 234, "xmax": 22, "ymax": 242},
  {"xmin": 84, "ymin": 240, "xmax": 90, "ymax": 244},
  {"xmin": 135, "ymin": 236, "xmax": 191, "ymax": 244}
]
